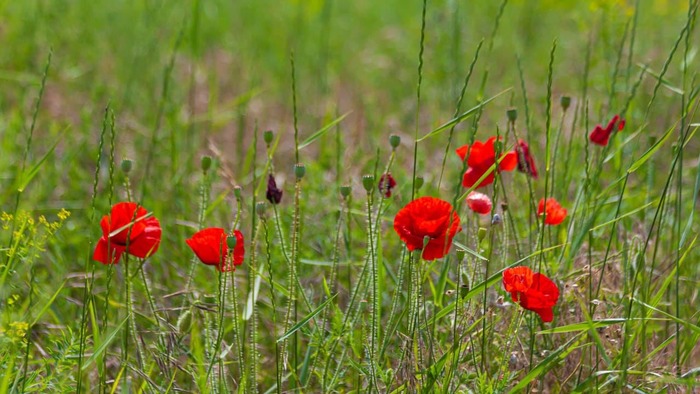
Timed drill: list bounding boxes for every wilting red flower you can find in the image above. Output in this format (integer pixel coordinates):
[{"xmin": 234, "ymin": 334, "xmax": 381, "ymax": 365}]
[
  {"xmin": 378, "ymin": 173, "xmax": 397, "ymax": 198},
  {"xmin": 93, "ymin": 202, "xmax": 161, "ymax": 264},
  {"xmin": 266, "ymin": 174, "xmax": 283, "ymax": 205},
  {"xmin": 466, "ymin": 191, "xmax": 492, "ymax": 214},
  {"xmin": 503, "ymin": 266, "xmax": 559, "ymax": 322},
  {"xmin": 393, "ymin": 197, "xmax": 461, "ymax": 261},
  {"xmin": 455, "ymin": 137, "xmax": 518, "ymax": 189},
  {"xmin": 537, "ymin": 198, "xmax": 567, "ymax": 225},
  {"xmin": 186, "ymin": 227, "xmax": 245, "ymax": 272},
  {"xmin": 589, "ymin": 114, "xmax": 626, "ymax": 146},
  {"xmin": 515, "ymin": 139, "xmax": 538, "ymax": 179}
]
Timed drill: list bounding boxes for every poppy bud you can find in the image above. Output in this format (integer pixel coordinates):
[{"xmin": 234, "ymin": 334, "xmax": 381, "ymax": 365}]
[
  {"xmin": 200, "ymin": 156, "xmax": 212, "ymax": 172},
  {"xmin": 176, "ymin": 309, "xmax": 192, "ymax": 333},
  {"xmin": 455, "ymin": 249, "xmax": 465, "ymax": 262},
  {"xmin": 226, "ymin": 235, "xmax": 237, "ymax": 249},
  {"xmin": 362, "ymin": 175, "xmax": 375, "ymax": 192},
  {"xmin": 506, "ymin": 108, "xmax": 517, "ymax": 122},
  {"xmin": 266, "ymin": 174, "xmax": 283, "ymax": 204},
  {"xmin": 294, "ymin": 163, "xmax": 306, "ymax": 179},
  {"xmin": 263, "ymin": 130, "xmax": 274, "ymax": 145},
  {"xmin": 255, "ymin": 202, "xmax": 266, "ymax": 216},
  {"xmin": 378, "ymin": 173, "xmax": 397, "ymax": 198},
  {"xmin": 120, "ymin": 159, "xmax": 133, "ymax": 174},
  {"xmin": 389, "ymin": 134, "xmax": 401, "ymax": 149},
  {"xmin": 560, "ymin": 96, "xmax": 571, "ymax": 111},
  {"xmin": 459, "ymin": 283, "xmax": 469, "ymax": 298},
  {"xmin": 477, "ymin": 227, "xmax": 487, "ymax": 242},
  {"xmin": 415, "ymin": 176, "xmax": 424, "ymax": 190},
  {"xmin": 233, "ymin": 186, "xmax": 242, "ymax": 200},
  {"xmin": 339, "ymin": 184, "xmax": 351, "ymax": 199}
]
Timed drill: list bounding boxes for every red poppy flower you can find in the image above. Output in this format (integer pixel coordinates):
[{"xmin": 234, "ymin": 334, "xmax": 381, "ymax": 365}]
[
  {"xmin": 93, "ymin": 202, "xmax": 161, "ymax": 264},
  {"xmin": 515, "ymin": 139, "xmax": 538, "ymax": 179},
  {"xmin": 537, "ymin": 198, "xmax": 567, "ymax": 225},
  {"xmin": 589, "ymin": 114, "xmax": 625, "ymax": 146},
  {"xmin": 393, "ymin": 197, "xmax": 461, "ymax": 261},
  {"xmin": 466, "ymin": 191, "xmax": 492, "ymax": 214},
  {"xmin": 378, "ymin": 173, "xmax": 397, "ymax": 198},
  {"xmin": 455, "ymin": 137, "xmax": 518, "ymax": 189},
  {"xmin": 186, "ymin": 227, "xmax": 245, "ymax": 272},
  {"xmin": 503, "ymin": 266, "xmax": 559, "ymax": 322}
]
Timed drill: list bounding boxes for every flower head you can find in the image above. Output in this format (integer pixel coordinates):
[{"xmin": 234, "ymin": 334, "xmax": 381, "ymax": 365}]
[
  {"xmin": 378, "ymin": 173, "xmax": 397, "ymax": 198},
  {"xmin": 186, "ymin": 227, "xmax": 245, "ymax": 272},
  {"xmin": 537, "ymin": 198, "xmax": 567, "ymax": 225},
  {"xmin": 93, "ymin": 202, "xmax": 161, "ymax": 264},
  {"xmin": 515, "ymin": 139, "xmax": 538, "ymax": 179},
  {"xmin": 466, "ymin": 191, "xmax": 492, "ymax": 215},
  {"xmin": 503, "ymin": 266, "xmax": 559, "ymax": 322},
  {"xmin": 589, "ymin": 114, "xmax": 625, "ymax": 146},
  {"xmin": 266, "ymin": 174, "xmax": 283, "ymax": 205},
  {"xmin": 455, "ymin": 137, "xmax": 518, "ymax": 189},
  {"xmin": 393, "ymin": 197, "xmax": 461, "ymax": 260}
]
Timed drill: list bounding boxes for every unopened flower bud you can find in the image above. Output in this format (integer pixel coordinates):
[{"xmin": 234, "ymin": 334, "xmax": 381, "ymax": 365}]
[
  {"xmin": 233, "ymin": 186, "xmax": 242, "ymax": 200},
  {"xmin": 415, "ymin": 176, "xmax": 424, "ymax": 190},
  {"xmin": 176, "ymin": 309, "xmax": 192, "ymax": 333},
  {"xmin": 294, "ymin": 163, "xmax": 306, "ymax": 179},
  {"xmin": 226, "ymin": 235, "xmax": 237, "ymax": 249},
  {"xmin": 455, "ymin": 249, "xmax": 465, "ymax": 262},
  {"xmin": 389, "ymin": 134, "xmax": 401, "ymax": 149},
  {"xmin": 362, "ymin": 175, "xmax": 375, "ymax": 192},
  {"xmin": 200, "ymin": 156, "xmax": 212, "ymax": 172},
  {"xmin": 255, "ymin": 201, "xmax": 266, "ymax": 216},
  {"xmin": 378, "ymin": 173, "xmax": 397, "ymax": 198},
  {"xmin": 263, "ymin": 130, "xmax": 274, "ymax": 145},
  {"xmin": 560, "ymin": 96, "xmax": 571, "ymax": 111},
  {"xmin": 506, "ymin": 108, "xmax": 517, "ymax": 122},
  {"xmin": 120, "ymin": 159, "xmax": 133, "ymax": 174},
  {"xmin": 340, "ymin": 184, "xmax": 351, "ymax": 199},
  {"xmin": 477, "ymin": 227, "xmax": 487, "ymax": 242}
]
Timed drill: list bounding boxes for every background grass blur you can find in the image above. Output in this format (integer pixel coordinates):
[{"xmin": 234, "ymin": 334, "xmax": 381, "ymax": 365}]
[{"xmin": 1, "ymin": 0, "xmax": 698, "ymax": 392}]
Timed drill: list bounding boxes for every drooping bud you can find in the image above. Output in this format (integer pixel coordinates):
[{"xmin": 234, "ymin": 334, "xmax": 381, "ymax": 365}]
[
  {"xmin": 389, "ymin": 134, "xmax": 401, "ymax": 150},
  {"xmin": 362, "ymin": 175, "xmax": 375, "ymax": 192},
  {"xmin": 294, "ymin": 163, "xmax": 306, "ymax": 179},
  {"xmin": 378, "ymin": 173, "xmax": 397, "ymax": 198},
  {"xmin": 266, "ymin": 174, "xmax": 283, "ymax": 205},
  {"xmin": 200, "ymin": 155, "xmax": 212, "ymax": 172},
  {"xmin": 120, "ymin": 159, "xmax": 133, "ymax": 174}
]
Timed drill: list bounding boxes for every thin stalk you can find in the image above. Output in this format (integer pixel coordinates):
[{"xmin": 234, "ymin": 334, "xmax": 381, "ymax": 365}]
[{"xmin": 410, "ymin": 0, "xmax": 428, "ymax": 200}]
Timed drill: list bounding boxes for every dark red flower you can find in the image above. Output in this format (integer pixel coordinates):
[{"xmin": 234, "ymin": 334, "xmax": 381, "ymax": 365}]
[
  {"xmin": 266, "ymin": 174, "xmax": 283, "ymax": 205},
  {"xmin": 378, "ymin": 173, "xmax": 397, "ymax": 198},
  {"xmin": 537, "ymin": 198, "xmax": 567, "ymax": 225},
  {"xmin": 466, "ymin": 191, "xmax": 492, "ymax": 214},
  {"xmin": 503, "ymin": 266, "xmax": 559, "ymax": 322},
  {"xmin": 186, "ymin": 227, "xmax": 245, "ymax": 272},
  {"xmin": 393, "ymin": 197, "xmax": 461, "ymax": 261},
  {"xmin": 455, "ymin": 137, "xmax": 518, "ymax": 189},
  {"xmin": 515, "ymin": 139, "xmax": 538, "ymax": 179},
  {"xmin": 589, "ymin": 114, "xmax": 625, "ymax": 146},
  {"xmin": 93, "ymin": 202, "xmax": 161, "ymax": 264}
]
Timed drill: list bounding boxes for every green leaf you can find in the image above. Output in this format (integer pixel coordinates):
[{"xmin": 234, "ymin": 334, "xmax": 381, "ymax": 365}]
[
  {"xmin": 627, "ymin": 122, "xmax": 676, "ymax": 174},
  {"xmin": 277, "ymin": 294, "xmax": 337, "ymax": 343},
  {"xmin": 16, "ymin": 135, "xmax": 63, "ymax": 192},
  {"xmin": 299, "ymin": 112, "xmax": 350, "ymax": 149},
  {"xmin": 416, "ymin": 88, "xmax": 511, "ymax": 142},
  {"xmin": 31, "ymin": 280, "xmax": 66, "ymax": 325},
  {"xmin": 82, "ymin": 315, "xmax": 130, "ymax": 370},
  {"xmin": 452, "ymin": 240, "xmax": 488, "ymax": 261}
]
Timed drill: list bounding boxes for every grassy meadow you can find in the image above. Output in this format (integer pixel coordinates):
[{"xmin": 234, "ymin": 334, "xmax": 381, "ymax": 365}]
[{"xmin": 1, "ymin": 0, "xmax": 699, "ymax": 392}]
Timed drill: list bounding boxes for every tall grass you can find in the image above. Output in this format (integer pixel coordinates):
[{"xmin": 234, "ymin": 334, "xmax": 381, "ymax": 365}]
[{"xmin": 0, "ymin": 0, "xmax": 698, "ymax": 392}]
